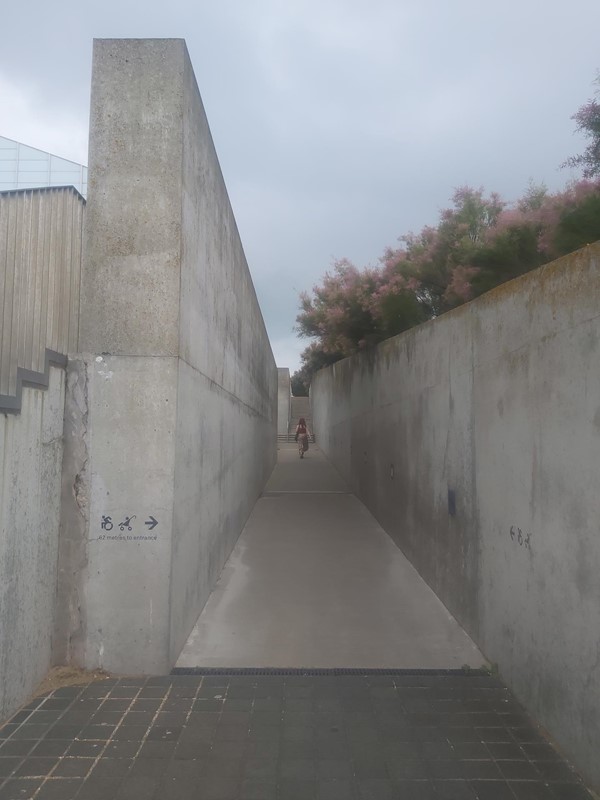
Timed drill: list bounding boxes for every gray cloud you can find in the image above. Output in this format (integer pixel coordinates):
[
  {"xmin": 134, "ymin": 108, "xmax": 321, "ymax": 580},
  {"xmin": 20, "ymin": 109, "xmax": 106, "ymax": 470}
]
[{"xmin": 1, "ymin": 0, "xmax": 598, "ymax": 371}]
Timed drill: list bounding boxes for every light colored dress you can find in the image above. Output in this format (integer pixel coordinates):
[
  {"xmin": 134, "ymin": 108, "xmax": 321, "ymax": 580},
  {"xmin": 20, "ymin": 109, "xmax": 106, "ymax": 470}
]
[{"xmin": 295, "ymin": 425, "xmax": 309, "ymax": 457}]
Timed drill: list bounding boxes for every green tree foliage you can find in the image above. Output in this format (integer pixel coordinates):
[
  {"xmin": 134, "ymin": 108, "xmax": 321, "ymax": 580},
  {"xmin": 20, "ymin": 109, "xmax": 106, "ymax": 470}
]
[
  {"xmin": 562, "ymin": 74, "xmax": 600, "ymax": 178},
  {"xmin": 291, "ymin": 372, "xmax": 309, "ymax": 396},
  {"xmin": 469, "ymin": 220, "xmax": 545, "ymax": 296},
  {"xmin": 291, "ymin": 343, "xmax": 342, "ymax": 395},
  {"xmin": 552, "ymin": 182, "xmax": 600, "ymax": 255},
  {"xmin": 391, "ymin": 187, "xmax": 505, "ymax": 316}
]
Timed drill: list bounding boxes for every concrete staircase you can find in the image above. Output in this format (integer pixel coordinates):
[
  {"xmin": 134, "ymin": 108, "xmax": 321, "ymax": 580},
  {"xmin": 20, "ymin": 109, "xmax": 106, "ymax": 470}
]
[{"xmin": 277, "ymin": 395, "xmax": 315, "ymax": 442}]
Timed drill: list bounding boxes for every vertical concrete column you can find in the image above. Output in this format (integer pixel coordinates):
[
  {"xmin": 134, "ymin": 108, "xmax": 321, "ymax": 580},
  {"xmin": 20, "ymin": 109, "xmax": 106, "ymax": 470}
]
[
  {"xmin": 71, "ymin": 39, "xmax": 277, "ymax": 675},
  {"xmin": 277, "ymin": 368, "xmax": 291, "ymax": 435},
  {"xmin": 78, "ymin": 40, "xmax": 184, "ymax": 673}
]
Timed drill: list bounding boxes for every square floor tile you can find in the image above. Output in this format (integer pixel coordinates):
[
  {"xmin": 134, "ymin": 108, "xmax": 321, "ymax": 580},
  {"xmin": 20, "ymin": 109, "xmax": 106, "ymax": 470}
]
[
  {"xmin": 548, "ymin": 785, "xmax": 595, "ymax": 800},
  {"xmin": 76, "ymin": 777, "xmax": 124, "ymax": 800},
  {"xmin": 317, "ymin": 778, "xmax": 358, "ymax": 799},
  {"xmin": 0, "ymin": 758, "xmax": 22, "ymax": 778},
  {"xmin": 499, "ymin": 760, "xmax": 542, "ymax": 780},
  {"xmin": 316, "ymin": 759, "xmax": 353, "ymax": 779},
  {"xmin": 278, "ymin": 779, "xmax": 316, "ymax": 799},
  {"xmin": 89, "ymin": 758, "xmax": 133, "ymax": 778},
  {"xmin": 192, "ymin": 776, "xmax": 241, "ymax": 800},
  {"xmin": 243, "ymin": 758, "xmax": 277, "ymax": 779},
  {"xmin": 509, "ymin": 782, "xmax": 556, "ymax": 799},
  {"xmin": 34, "ymin": 779, "xmax": 83, "ymax": 800},
  {"xmin": 13, "ymin": 758, "xmax": 58, "ymax": 778},
  {"xmin": 0, "ymin": 778, "xmax": 44, "ymax": 799},
  {"xmin": 52, "ymin": 758, "xmax": 95, "ymax": 778},
  {"xmin": 0, "ymin": 743, "xmax": 32, "ymax": 758},
  {"xmin": 357, "ymin": 778, "xmax": 396, "ymax": 799},
  {"xmin": 469, "ymin": 780, "xmax": 514, "ymax": 799},
  {"xmin": 433, "ymin": 779, "xmax": 475, "ymax": 799},
  {"xmin": 240, "ymin": 779, "xmax": 277, "ymax": 799}
]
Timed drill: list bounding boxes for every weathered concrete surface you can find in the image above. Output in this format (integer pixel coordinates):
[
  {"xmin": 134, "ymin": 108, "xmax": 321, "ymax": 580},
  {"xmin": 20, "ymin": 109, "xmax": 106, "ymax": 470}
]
[
  {"xmin": 178, "ymin": 443, "xmax": 484, "ymax": 669},
  {"xmin": 54, "ymin": 358, "xmax": 91, "ymax": 668},
  {"xmin": 0, "ymin": 367, "xmax": 65, "ymax": 721},
  {"xmin": 70, "ymin": 39, "xmax": 276, "ymax": 674},
  {"xmin": 171, "ymin": 52, "xmax": 277, "ymax": 662},
  {"xmin": 311, "ymin": 243, "xmax": 600, "ymax": 793},
  {"xmin": 277, "ymin": 368, "xmax": 291, "ymax": 435}
]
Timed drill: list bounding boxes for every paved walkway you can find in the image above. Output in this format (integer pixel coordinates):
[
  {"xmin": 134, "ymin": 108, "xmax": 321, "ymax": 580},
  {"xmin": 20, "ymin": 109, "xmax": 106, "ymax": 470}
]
[
  {"xmin": 177, "ymin": 443, "xmax": 483, "ymax": 670},
  {"xmin": 0, "ymin": 444, "xmax": 594, "ymax": 798},
  {"xmin": 0, "ymin": 673, "xmax": 593, "ymax": 799}
]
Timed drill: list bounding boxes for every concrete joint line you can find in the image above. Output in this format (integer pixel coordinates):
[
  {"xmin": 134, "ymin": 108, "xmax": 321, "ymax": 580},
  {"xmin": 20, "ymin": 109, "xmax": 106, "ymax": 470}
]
[
  {"xmin": 178, "ymin": 356, "xmax": 271, "ymax": 418},
  {"xmin": 262, "ymin": 490, "xmax": 352, "ymax": 495}
]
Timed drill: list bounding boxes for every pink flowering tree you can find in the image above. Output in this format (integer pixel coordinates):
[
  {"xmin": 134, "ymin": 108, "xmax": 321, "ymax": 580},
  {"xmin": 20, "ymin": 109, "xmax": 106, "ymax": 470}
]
[
  {"xmin": 296, "ymin": 258, "xmax": 424, "ymax": 358},
  {"xmin": 382, "ymin": 187, "xmax": 505, "ymax": 316},
  {"xmin": 293, "ymin": 173, "xmax": 600, "ymax": 387}
]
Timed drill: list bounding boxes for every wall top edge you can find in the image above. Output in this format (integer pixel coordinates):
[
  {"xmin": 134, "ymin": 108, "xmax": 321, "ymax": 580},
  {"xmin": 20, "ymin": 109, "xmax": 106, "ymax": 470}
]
[
  {"xmin": 0, "ymin": 185, "xmax": 86, "ymax": 204},
  {"xmin": 93, "ymin": 37, "xmax": 187, "ymax": 45},
  {"xmin": 470, "ymin": 240, "xmax": 600, "ymax": 308}
]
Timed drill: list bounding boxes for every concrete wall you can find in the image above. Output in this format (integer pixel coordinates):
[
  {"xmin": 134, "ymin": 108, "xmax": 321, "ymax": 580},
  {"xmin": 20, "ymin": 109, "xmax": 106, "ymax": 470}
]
[
  {"xmin": 277, "ymin": 368, "xmax": 291, "ymax": 435},
  {"xmin": 0, "ymin": 187, "xmax": 84, "ymax": 720},
  {"xmin": 311, "ymin": 243, "xmax": 600, "ymax": 792},
  {"xmin": 0, "ymin": 368, "xmax": 66, "ymax": 721},
  {"xmin": 60, "ymin": 39, "xmax": 277, "ymax": 674}
]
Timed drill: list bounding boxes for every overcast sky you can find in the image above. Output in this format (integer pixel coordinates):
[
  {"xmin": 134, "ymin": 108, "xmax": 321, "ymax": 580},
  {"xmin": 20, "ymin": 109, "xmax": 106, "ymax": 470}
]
[{"xmin": 1, "ymin": 0, "xmax": 598, "ymax": 371}]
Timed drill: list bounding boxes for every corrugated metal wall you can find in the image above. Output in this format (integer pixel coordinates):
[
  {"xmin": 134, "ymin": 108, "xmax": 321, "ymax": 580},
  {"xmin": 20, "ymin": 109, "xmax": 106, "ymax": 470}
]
[{"xmin": 0, "ymin": 186, "xmax": 84, "ymax": 408}]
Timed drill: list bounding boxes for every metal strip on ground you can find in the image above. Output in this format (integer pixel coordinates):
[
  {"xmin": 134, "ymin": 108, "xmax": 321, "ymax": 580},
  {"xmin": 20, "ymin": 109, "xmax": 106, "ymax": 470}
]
[{"xmin": 171, "ymin": 667, "xmax": 490, "ymax": 676}]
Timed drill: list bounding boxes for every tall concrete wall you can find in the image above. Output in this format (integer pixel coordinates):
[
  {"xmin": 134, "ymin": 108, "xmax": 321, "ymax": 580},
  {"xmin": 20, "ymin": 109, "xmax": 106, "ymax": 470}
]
[
  {"xmin": 277, "ymin": 368, "xmax": 291, "ymax": 435},
  {"xmin": 0, "ymin": 368, "xmax": 66, "ymax": 721},
  {"xmin": 0, "ymin": 187, "xmax": 84, "ymax": 720},
  {"xmin": 59, "ymin": 39, "xmax": 277, "ymax": 674},
  {"xmin": 311, "ymin": 243, "xmax": 600, "ymax": 793}
]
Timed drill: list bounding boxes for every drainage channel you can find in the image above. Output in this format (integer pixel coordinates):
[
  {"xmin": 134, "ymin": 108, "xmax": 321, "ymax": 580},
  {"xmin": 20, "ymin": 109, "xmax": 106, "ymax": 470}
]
[{"xmin": 171, "ymin": 667, "xmax": 490, "ymax": 676}]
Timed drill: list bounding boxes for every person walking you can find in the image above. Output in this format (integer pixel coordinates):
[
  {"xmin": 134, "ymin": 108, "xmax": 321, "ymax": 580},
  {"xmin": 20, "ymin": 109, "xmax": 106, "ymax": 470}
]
[{"xmin": 294, "ymin": 417, "xmax": 311, "ymax": 458}]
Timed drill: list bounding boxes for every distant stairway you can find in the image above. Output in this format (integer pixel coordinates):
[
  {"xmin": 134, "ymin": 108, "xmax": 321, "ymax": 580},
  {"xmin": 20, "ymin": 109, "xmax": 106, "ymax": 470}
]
[{"xmin": 278, "ymin": 395, "xmax": 315, "ymax": 442}]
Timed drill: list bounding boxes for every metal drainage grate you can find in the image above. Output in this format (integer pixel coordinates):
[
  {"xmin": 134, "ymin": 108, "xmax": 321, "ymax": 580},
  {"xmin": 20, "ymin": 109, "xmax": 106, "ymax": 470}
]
[{"xmin": 170, "ymin": 667, "xmax": 489, "ymax": 677}]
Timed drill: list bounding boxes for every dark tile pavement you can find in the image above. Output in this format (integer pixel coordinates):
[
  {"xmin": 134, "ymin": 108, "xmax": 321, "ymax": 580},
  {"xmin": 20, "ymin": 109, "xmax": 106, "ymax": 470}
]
[{"xmin": 0, "ymin": 672, "xmax": 594, "ymax": 800}]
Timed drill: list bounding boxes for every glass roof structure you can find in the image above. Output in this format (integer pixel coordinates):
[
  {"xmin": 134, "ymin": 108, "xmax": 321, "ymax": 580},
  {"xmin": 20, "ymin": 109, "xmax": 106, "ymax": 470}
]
[{"xmin": 0, "ymin": 135, "xmax": 87, "ymax": 198}]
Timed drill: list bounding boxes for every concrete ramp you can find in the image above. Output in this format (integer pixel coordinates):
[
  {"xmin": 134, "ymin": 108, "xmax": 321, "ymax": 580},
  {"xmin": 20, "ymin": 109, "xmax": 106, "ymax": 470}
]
[{"xmin": 177, "ymin": 444, "xmax": 484, "ymax": 669}]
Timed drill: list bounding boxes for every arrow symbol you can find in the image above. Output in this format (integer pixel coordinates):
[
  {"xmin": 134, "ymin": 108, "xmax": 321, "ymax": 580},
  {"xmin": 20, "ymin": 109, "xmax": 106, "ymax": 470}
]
[{"xmin": 145, "ymin": 516, "xmax": 158, "ymax": 531}]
